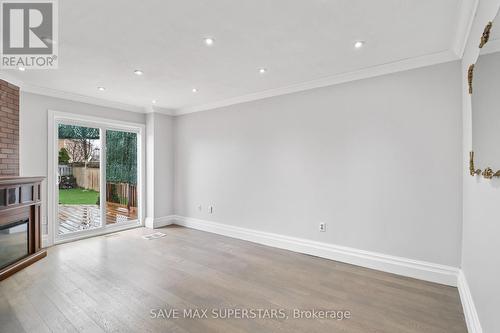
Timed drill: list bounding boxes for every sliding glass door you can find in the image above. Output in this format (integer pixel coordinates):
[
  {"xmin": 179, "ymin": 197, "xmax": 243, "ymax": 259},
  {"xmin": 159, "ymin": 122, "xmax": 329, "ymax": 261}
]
[
  {"xmin": 54, "ymin": 116, "xmax": 142, "ymax": 242},
  {"xmin": 105, "ymin": 130, "xmax": 138, "ymax": 225},
  {"xmin": 57, "ymin": 124, "xmax": 102, "ymax": 235}
]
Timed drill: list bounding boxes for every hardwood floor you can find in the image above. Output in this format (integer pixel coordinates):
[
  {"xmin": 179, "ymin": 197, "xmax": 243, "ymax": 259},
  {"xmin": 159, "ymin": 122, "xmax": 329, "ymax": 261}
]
[{"xmin": 0, "ymin": 226, "xmax": 467, "ymax": 332}]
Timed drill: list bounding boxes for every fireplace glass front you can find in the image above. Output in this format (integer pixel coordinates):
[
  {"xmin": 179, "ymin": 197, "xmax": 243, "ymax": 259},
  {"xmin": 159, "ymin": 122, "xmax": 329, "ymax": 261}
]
[{"xmin": 0, "ymin": 219, "xmax": 29, "ymax": 270}]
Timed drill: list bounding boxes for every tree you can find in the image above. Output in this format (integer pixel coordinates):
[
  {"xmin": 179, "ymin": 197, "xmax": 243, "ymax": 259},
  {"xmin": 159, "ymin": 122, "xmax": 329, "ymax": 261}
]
[
  {"xmin": 58, "ymin": 124, "xmax": 100, "ymax": 163},
  {"xmin": 58, "ymin": 148, "xmax": 70, "ymax": 164}
]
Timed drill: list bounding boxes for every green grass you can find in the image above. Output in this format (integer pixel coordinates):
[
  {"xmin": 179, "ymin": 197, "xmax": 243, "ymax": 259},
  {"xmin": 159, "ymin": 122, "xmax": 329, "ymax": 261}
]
[{"xmin": 59, "ymin": 188, "xmax": 99, "ymax": 205}]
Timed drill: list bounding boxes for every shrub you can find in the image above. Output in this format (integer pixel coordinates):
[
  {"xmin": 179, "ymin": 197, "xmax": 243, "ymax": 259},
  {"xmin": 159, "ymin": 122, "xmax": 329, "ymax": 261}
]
[{"xmin": 58, "ymin": 148, "xmax": 70, "ymax": 164}]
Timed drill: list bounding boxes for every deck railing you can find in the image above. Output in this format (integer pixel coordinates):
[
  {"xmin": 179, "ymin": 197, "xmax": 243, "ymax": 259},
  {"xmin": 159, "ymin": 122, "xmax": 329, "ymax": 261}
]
[{"xmin": 105, "ymin": 182, "xmax": 137, "ymax": 208}]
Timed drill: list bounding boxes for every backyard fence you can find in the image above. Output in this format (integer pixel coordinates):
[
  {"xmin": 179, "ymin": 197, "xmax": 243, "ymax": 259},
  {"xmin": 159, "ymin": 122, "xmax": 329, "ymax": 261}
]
[
  {"xmin": 58, "ymin": 164, "xmax": 73, "ymax": 176},
  {"xmin": 59, "ymin": 164, "xmax": 137, "ymax": 208},
  {"xmin": 73, "ymin": 166, "xmax": 100, "ymax": 191}
]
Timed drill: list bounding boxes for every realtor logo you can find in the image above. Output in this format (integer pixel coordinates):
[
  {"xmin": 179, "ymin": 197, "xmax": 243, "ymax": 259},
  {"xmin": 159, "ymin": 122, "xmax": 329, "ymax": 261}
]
[{"xmin": 0, "ymin": 0, "xmax": 58, "ymax": 69}]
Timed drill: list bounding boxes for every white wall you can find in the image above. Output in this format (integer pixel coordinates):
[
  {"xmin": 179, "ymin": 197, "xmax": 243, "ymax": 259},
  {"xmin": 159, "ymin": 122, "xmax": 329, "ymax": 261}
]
[
  {"xmin": 146, "ymin": 112, "xmax": 175, "ymax": 225},
  {"xmin": 175, "ymin": 61, "xmax": 462, "ymax": 267},
  {"xmin": 461, "ymin": 0, "xmax": 500, "ymax": 332},
  {"xmin": 19, "ymin": 92, "xmax": 146, "ymax": 234}
]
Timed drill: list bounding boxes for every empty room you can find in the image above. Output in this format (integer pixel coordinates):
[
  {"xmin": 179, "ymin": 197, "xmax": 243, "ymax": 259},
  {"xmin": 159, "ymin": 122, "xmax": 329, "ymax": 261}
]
[{"xmin": 0, "ymin": 0, "xmax": 498, "ymax": 332}]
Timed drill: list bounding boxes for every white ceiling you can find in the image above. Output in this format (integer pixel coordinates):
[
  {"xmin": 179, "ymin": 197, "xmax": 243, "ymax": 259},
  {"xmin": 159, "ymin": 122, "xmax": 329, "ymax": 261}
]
[{"xmin": 0, "ymin": 0, "xmax": 476, "ymax": 115}]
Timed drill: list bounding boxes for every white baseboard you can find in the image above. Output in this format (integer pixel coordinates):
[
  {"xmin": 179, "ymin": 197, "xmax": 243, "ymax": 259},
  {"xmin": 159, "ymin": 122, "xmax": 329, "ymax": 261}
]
[
  {"xmin": 457, "ymin": 270, "xmax": 483, "ymax": 333},
  {"xmin": 145, "ymin": 215, "xmax": 176, "ymax": 229},
  {"xmin": 171, "ymin": 216, "xmax": 459, "ymax": 286}
]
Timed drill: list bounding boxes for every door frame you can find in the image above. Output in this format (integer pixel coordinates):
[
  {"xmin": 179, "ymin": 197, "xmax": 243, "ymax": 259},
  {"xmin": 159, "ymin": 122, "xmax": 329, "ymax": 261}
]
[{"xmin": 47, "ymin": 110, "xmax": 145, "ymax": 246}]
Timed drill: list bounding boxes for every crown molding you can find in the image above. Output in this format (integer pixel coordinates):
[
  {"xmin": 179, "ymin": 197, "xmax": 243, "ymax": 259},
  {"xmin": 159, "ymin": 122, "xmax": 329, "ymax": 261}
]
[
  {"xmin": 2, "ymin": 49, "xmax": 460, "ymax": 117},
  {"xmin": 22, "ymin": 83, "xmax": 146, "ymax": 113},
  {"xmin": 0, "ymin": 72, "xmax": 146, "ymax": 113},
  {"xmin": 144, "ymin": 106, "xmax": 176, "ymax": 116},
  {"xmin": 175, "ymin": 50, "xmax": 458, "ymax": 115},
  {"xmin": 4, "ymin": 3, "xmax": 475, "ymax": 119},
  {"xmin": 452, "ymin": 0, "xmax": 479, "ymax": 58}
]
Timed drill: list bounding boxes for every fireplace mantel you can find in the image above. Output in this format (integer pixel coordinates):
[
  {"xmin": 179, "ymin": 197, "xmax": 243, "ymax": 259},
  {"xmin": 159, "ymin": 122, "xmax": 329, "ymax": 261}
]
[{"xmin": 0, "ymin": 176, "xmax": 46, "ymax": 280}]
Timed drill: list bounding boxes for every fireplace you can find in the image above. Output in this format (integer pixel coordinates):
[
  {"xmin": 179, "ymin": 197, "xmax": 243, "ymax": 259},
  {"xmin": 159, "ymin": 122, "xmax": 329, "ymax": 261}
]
[
  {"xmin": 0, "ymin": 177, "xmax": 46, "ymax": 280},
  {"xmin": 0, "ymin": 219, "xmax": 29, "ymax": 270}
]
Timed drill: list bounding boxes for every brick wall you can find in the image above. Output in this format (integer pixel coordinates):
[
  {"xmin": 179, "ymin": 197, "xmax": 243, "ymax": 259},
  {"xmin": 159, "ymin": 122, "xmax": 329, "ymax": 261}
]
[{"xmin": 0, "ymin": 79, "xmax": 19, "ymax": 175}]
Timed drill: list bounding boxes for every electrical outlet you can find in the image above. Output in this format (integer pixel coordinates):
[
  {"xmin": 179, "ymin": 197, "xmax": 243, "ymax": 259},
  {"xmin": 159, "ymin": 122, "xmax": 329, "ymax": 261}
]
[
  {"xmin": 208, "ymin": 205, "xmax": 214, "ymax": 214},
  {"xmin": 319, "ymin": 222, "xmax": 326, "ymax": 232}
]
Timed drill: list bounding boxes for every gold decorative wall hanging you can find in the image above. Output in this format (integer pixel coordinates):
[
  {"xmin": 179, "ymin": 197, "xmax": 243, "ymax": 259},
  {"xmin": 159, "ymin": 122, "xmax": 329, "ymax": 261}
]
[
  {"xmin": 468, "ymin": 18, "xmax": 499, "ymax": 180},
  {"xmin": 469, "ymin": 151, "xmax": 479, "ymax": 176},
  {"xmin": 468, "ymin": 64, "xmax": 474, "ymax": 94},
  {"xmin": 479, "ymin": 22, "xmax": 493, "ymax": 48},
  {"xmin": 469, "ymin": 151, "xmax": 500, "ymax": 178}
]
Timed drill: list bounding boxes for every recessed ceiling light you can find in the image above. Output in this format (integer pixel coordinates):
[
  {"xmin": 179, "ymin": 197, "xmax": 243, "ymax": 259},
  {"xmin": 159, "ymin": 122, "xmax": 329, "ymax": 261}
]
[
  {"xmin": 354, "ymin": 41, "xmax": 365, "ymax": 49},
  {"xmin": 204, "ymin": 37, "xmax": 215, "ymax": 46},
  {"xmin": 134, "ymin": 69, "xmax": 144, "ymax": 76},
  {"xmin": 97, "ymin": 86, "xmax": 106, "ymax": 91},
  {"xmin": 259, "ymin": 68, "xmax": 267, "ymax": 74},
  {"xmin": 192, "ymin": 88, "xmax": 198, "ymax": 93},
  {"xmin": 18, "ymin": 67, "xmax": 26, "ymax": 71},
  {"xmin": 152, "ymin": 99, "xmax": 157, "ymax": 104}
]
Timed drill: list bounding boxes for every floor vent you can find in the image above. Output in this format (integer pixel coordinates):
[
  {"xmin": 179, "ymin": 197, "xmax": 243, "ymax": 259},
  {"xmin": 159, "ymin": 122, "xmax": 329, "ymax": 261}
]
[{"xmin": 142, "ymin": 232, "xmax": 167, "ymax": 240}]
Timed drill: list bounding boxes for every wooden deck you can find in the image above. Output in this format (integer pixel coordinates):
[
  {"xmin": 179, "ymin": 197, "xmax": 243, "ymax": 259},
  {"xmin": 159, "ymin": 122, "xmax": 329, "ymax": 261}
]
[{"xmin": 58, "ymin": 203, "xmax": 137, "ymax": 235}]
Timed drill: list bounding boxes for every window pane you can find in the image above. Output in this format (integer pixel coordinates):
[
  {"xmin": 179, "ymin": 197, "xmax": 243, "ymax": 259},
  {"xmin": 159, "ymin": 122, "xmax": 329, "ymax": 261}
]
[
  {"xmin": 57, "ymin": 124, "xmax": 101, "ymax": 235},
  {"xmin": 105, "ymin": 130, "xmax": 138, "ymax": 224}
]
